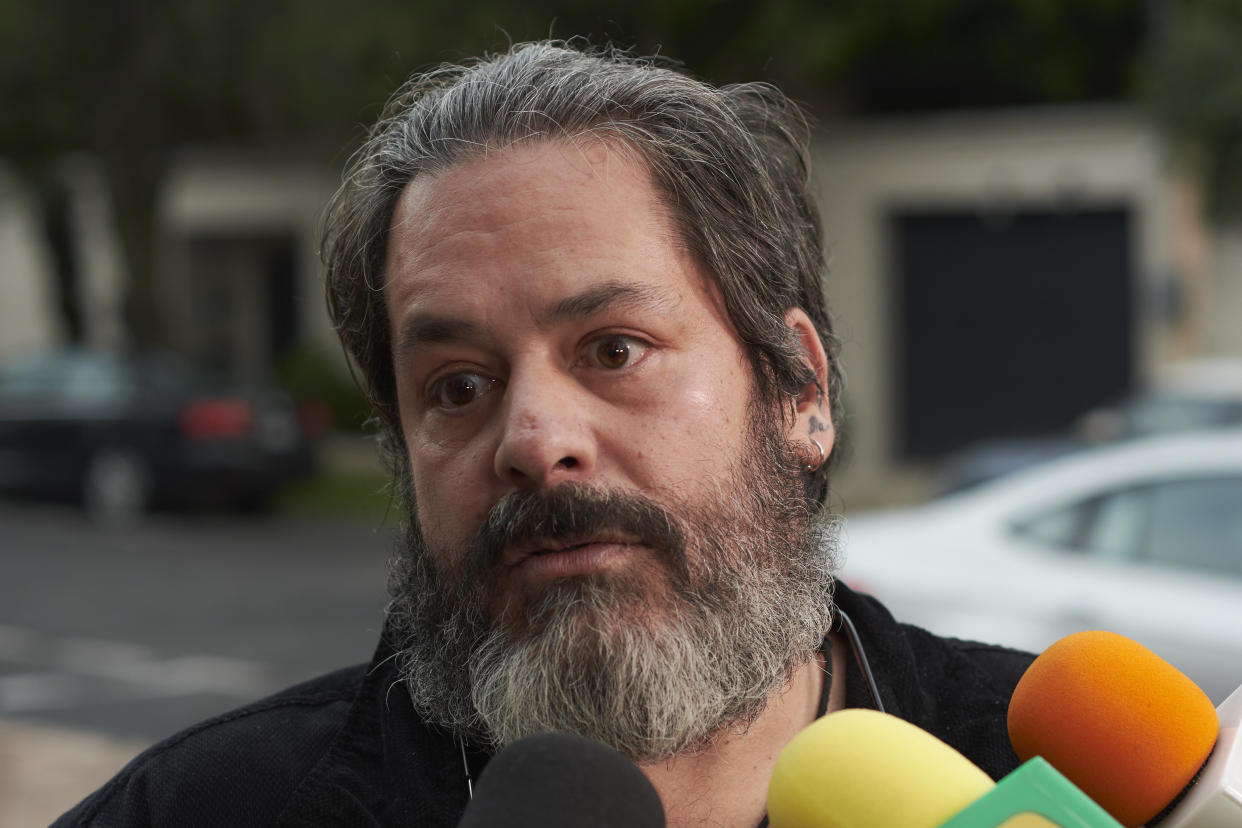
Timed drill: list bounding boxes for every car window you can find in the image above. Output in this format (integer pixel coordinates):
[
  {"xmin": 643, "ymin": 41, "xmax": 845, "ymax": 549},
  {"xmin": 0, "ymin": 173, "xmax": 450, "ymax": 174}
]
[
  {"xmin": 1081, "ymin": 488, "xmax": 1150, "ymax": 560},
  {"xmin": 1011, "ymin": 487, "xmax": 1150, "ymax": 561},
  {"xmin": 0, "ymin": 353, "xmax": 136, "ymax": 407},
  {"xmin": 1011, "ymin": 503, "xmax": 1088, "ymax": 548},
  {"xmin": 62, "ymin": 357, "xmax": 134, "ymax": 405},
  {"xmin": 0, "ymin": 355, "xmax": 69, "ymax": 402},
  {"xmin": 1122, "ymin": 396, "xmax": 1242, "ymax": 435},
  {"xmin": 138, "ymin": 353, "xmax": 202, "ymax": 397},
  {"xmin": 1144, "ymin": 477, "xmax": 1242, "ymax": 576}
]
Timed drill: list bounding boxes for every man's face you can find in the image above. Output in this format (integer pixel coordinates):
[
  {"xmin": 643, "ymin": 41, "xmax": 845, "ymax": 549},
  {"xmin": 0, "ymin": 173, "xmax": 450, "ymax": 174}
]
[
  {"xmin": 382, "ymin": 138, "xmax": 836, "ymax": 758},
  {"xmin": 386, "ymin": 139, "xmax": 779, "ymax": 607}
]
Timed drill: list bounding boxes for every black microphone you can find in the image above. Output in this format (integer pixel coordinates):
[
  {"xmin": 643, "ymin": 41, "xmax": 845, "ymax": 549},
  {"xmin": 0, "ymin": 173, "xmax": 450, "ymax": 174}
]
[{"xmin": 457, "ymin": 731, "xmax": 666, "ymax": 827}]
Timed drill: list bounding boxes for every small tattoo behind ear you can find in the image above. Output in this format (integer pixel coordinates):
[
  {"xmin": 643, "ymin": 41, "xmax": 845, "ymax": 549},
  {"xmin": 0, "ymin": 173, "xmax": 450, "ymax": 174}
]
[{"xmin": 809, "ymin": 415, "xmax": 830, "ymax": 435}]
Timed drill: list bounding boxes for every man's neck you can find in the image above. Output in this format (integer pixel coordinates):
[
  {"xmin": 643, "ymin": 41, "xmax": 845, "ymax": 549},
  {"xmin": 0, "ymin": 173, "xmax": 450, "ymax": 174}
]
[{"xmin": 640, "ymin": 632, "xmax": 847, "ymax": 828}]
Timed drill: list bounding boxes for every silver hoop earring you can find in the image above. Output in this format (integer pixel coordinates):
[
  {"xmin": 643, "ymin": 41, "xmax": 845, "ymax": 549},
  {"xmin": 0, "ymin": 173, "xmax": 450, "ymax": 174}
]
[{"xmin": 806, "ymin": 437, "xmax": 826, "ymax": 472}]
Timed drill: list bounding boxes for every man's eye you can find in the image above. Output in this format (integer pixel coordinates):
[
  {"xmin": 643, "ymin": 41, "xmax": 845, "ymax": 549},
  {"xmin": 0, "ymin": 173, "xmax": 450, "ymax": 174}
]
[
  {"xmin": 589, "ymin": 336, "xmax": 646, "ymax": 370},
  {"xmin": 429, "ymin": 373, "xmax": 495, "ymax": 409}
]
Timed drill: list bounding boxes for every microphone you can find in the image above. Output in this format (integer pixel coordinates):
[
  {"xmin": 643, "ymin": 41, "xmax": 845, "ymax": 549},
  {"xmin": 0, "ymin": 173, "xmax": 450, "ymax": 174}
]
[
  {"xmin": 1008, "ymin": 630, "xmax": 1240, "ymax": 828},
  {"xmin": 1162, "ymin": 684, "xmax": 1242, "ymax": 828},
  {"xmin": 456, "ymin": 731, "xmax": 665, "ymax": 827},
  {"xmin": 766, "ymin": 708, "xmax": 1121, "ymax": 827}
]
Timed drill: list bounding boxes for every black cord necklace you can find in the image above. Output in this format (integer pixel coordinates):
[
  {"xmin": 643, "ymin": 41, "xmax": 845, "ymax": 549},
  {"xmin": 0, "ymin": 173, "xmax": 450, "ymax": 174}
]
[{"xmin": 754, "ymin": 607, "xmax": 880, "ymax": 828}]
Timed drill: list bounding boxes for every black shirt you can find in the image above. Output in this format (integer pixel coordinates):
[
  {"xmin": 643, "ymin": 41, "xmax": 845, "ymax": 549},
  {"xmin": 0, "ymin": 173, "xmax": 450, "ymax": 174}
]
[{"xmin": 54, "ymin": 582, "xmax": 1035, "ymax": 827}]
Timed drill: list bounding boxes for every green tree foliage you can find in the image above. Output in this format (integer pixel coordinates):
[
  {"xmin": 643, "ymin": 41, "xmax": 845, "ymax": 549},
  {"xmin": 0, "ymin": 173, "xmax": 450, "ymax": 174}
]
[{"xmin": 1143, "ymin": 0, "xmax": 1242, "ymax": 220}]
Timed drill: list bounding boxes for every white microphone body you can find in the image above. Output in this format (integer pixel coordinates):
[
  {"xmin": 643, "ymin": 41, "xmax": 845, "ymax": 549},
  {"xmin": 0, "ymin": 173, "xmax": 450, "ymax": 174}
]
[{"xmin": 1158, "ymin": 683, "xmax": 1242, "ymax": 827}]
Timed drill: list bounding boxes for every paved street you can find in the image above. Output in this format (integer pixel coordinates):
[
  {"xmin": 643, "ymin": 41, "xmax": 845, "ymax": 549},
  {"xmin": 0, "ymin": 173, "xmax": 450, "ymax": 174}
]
[{"xmin": 0, "ymin": 499, "xmax": 394, "ymax": 824}]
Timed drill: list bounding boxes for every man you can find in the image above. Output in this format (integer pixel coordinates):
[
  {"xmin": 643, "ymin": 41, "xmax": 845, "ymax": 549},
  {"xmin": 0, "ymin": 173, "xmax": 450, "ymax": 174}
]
[{"xmin": 58, "ymin": 41, "xmax": 1032, "ymax": 827}]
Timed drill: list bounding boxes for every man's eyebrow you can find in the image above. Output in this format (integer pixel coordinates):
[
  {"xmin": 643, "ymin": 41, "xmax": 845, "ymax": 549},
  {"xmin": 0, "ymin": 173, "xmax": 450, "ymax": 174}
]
[
  {"xmin": 544, "ymin": 282, "xmax": 678, "ymax": 325},
  {"xmin": 395, "ymin": 315, "xmax": 486, "ymax": 354},
  {"xmin": 394, "ymin": 282, "xmax": 677, "ymax": 355}
]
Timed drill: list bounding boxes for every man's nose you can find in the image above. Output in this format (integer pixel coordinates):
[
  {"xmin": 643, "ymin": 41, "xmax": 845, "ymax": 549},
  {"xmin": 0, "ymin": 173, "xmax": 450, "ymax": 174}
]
[{"xmin": 493, "ymin": 365, "xmax": 597, "ymax": 488}]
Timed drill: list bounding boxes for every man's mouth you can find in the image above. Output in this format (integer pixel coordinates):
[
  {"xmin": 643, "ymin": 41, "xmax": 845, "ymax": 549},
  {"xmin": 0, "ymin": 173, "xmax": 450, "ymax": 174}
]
[
  {"xmin": 503, "ymin": 536, "xmax": 641, "ymax": 580},
  {"xmin": 504, "ymin": 535, "xmax": 635, "ymax": 564}
]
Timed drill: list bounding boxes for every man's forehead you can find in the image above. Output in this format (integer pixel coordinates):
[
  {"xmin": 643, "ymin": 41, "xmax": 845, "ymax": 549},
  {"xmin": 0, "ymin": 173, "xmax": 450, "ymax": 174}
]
[
  {"xmin": 382, "ymin": 137, "xmax": 735, "ymax": 341},
  {"xmin": 384, "ymin": 141, "xmax": 646, "ymax": 278}
]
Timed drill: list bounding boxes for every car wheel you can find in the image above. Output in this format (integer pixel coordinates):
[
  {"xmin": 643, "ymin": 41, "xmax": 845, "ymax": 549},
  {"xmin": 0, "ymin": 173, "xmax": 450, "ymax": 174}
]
[{"xmin": 83, "ymin": 448, "xmax": 151, "ymax": 526}]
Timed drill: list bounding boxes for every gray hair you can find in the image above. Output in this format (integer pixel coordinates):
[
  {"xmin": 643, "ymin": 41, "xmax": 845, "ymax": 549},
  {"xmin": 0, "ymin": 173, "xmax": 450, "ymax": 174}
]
[{"xmin": 322, "ymin": 40, "xmax": 841, "ymax": 506}]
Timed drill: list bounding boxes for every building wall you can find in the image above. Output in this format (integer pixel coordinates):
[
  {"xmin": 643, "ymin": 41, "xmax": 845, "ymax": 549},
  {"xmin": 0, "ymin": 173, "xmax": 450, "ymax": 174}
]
[
  {"xmin": 158, "ymin": 151, "xmax": 341, "ymax": 384},
  {"xmin": 0, "ymin": 165, "xmax": 59, "ymax": 359},
  {"xmin": 1208, "ymin": 228, "xmax": 1242, "ymax": 355},
  {"xmin": 58, "ymin": 155, "xmax": 130, "ymax": 351},
  {"xmin": 812, "ymin": 105, "xmax": 1183, "ymax": 503},
  {"xmin": 0, "ymin": 157, "xmax": 130, "ymax": 361}
]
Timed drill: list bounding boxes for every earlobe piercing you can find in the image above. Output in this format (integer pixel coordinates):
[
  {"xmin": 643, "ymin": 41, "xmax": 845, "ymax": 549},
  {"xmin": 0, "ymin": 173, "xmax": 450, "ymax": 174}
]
[{"xmin": 806, "ymin": 437, "xmax": 826, "ymax": 472}]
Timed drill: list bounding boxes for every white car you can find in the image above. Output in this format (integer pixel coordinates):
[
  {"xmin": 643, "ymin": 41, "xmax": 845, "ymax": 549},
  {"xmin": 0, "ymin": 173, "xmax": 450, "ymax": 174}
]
[
  {"xmin": 840, "ymin": 428, "xmax": 1242, "ymax": 703},
  {"xmin": 936, "ymin": 357, "xmax": 1242, "ymax": 493}
]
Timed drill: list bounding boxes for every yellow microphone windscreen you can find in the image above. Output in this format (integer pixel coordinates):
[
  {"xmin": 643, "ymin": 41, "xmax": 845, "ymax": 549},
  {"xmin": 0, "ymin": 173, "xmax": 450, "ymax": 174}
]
[{"xmin": 767, "ymin": 709, "xmax": 995, "ymax": 828}]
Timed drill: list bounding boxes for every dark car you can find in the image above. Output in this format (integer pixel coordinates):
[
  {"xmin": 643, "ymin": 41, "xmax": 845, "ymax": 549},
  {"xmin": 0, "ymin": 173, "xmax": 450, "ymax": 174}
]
[{"xmin": 0, "ymin": 349, "xmax": 316, "ymax": 521}]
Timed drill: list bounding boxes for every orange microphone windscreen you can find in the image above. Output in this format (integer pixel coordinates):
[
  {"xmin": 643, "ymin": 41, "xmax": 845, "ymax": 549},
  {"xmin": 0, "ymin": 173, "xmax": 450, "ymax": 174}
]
[{"xmin": 1007, "ymin": 630, "xmax": 1218, "ymax": 828}]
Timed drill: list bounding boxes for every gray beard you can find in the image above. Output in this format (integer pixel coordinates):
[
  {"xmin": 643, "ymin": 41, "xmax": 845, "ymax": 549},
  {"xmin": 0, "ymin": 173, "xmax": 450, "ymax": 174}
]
[{"xmin": 384, "ymin": 417, "xmax": 839, "ymax": 764}]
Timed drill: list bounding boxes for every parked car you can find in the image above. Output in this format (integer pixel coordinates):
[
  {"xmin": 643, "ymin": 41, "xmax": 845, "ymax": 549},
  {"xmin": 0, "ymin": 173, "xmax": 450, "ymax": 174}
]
[
  {"xmin": 0, "ymin": 349, "xmax": 316, "ymax": 521},
  {"xmin": 841, "ymin": 427, "xmax": 1242, "ymax": 703},
  {"xmin": 936, "ymin": 357, "xmax": 1242, "ymax": 493}
]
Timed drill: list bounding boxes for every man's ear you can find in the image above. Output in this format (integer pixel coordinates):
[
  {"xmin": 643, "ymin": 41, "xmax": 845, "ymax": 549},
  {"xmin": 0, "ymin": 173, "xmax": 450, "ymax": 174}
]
[{"xmin": 784, "ymin": 308, "xmax": 833, "ymax": 466}]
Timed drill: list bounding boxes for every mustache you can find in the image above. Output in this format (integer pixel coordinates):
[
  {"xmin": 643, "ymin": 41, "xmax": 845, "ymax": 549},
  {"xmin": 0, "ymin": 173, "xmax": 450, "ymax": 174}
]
[{"xmin": 466, "ymin": 484, "xmax": 686, "ymax": 569}]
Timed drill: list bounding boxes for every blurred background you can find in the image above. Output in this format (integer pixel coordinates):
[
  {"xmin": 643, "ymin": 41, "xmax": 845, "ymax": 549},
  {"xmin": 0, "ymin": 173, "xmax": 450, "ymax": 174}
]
[{"xmin": 3, "ymin": 0, "xmax": 1241, "ymax": 822}]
